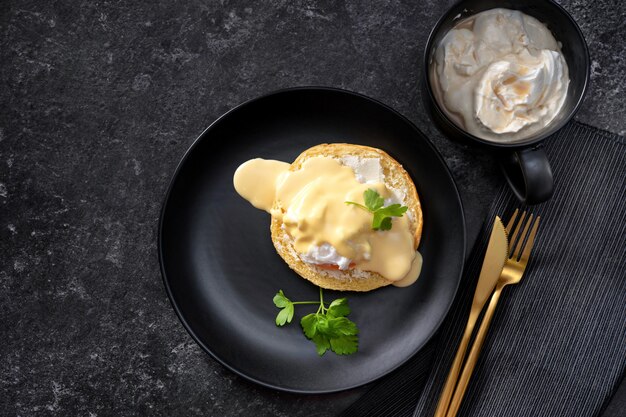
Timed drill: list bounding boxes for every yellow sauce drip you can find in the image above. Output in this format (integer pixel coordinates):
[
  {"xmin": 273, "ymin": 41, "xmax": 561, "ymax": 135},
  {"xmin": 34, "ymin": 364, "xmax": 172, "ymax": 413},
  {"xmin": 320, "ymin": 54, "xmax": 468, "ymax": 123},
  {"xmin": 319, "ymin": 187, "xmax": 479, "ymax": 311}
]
[
  {"xmin": 391, "ymin": 251, "xmax": 423, "ymax": 287},
  {"xmin": 233, "ymin": 159, "xmax": 290, "ymax": 213},
  {"xmin": 233, "ymin": 156, "xmax": 421, "ymax": 285}
]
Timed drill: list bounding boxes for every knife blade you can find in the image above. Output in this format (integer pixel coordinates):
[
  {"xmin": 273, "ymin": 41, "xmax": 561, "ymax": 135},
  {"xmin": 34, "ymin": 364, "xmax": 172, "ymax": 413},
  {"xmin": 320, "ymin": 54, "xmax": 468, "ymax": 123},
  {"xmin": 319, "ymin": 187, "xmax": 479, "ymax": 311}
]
[{"xmin": 472, "ymin": 216, "xmax": 509, "ymax": 310}]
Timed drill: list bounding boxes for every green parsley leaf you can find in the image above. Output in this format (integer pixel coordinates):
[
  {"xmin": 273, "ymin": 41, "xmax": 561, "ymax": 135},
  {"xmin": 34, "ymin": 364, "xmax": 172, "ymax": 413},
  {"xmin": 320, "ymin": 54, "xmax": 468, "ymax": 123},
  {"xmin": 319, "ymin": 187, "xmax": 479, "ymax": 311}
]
[
  {"xmin": 327, "ymin": 298, "xmax": 351, "ymax": 318},
  {"xmin": 312, "ymin": 333, "xmax": 331, "ymax": 356},
  {"xmin": 345, "ymin": 189, "xmax": 408, "ymax": 231},
  {"xmin": 363, "ymin": 188, "xmax": 385, "ymax": 211},
  {"xmin": 327, "ymin": 317, "xmax": 359, "ymax": 336},
  {"xmin": 314, "ymin": 315, "xmax": 332, "ymax": 336},
  {"xmin": 330, "ymin": 335, "xmax": 359, "ymax": 355},
  {"xmin": 275, "ymin": 303, "xmax": 294, "ymax": 326},
  {"xmin": 273, "ymin": 290, "xmax": 294, "ymax": 326},
  {"xmin": 301, "ymin": 313, "xmax": 318, "ymax": 338},
  {"xmin": 378, "ymin": 203, "xmax": 409, "ymax": 218},
  {"xmin": 301, "ymin": 314, "xmax": 334, "ymax": 356},
  {"xmin": 273, "ymin": 290, "xmax": 291, "ymax": 308},
  {"xmin": 373, "ymin": 214, "xmax": 392, "ymax": 230},
  {"xmin": 372, "ymin": 204, "xmax": 408, "ymax": 230},
  {"xmin": 379, "ymin": 217, "xmax": 393, "ymax": 230}
]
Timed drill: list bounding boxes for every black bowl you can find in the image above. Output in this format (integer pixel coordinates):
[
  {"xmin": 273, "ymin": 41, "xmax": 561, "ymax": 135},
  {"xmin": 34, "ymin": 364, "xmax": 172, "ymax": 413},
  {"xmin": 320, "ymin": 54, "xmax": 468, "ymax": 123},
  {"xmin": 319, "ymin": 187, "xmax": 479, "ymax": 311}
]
[
  {"xmin": 422, "ymin": 0, "xmax": 590, "ymax": 204},
  {"xmin": 423, "ymin": 0, "xmax": 589, "ymax": 147}
]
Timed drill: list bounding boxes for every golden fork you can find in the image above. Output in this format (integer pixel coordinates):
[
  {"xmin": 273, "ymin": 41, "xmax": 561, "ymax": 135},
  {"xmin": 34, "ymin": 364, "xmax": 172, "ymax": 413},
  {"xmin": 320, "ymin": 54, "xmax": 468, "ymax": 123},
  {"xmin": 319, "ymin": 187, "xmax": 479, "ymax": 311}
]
[{"xmin": 445, "ymin": 210, "xmax": 541, "ymax": 417}]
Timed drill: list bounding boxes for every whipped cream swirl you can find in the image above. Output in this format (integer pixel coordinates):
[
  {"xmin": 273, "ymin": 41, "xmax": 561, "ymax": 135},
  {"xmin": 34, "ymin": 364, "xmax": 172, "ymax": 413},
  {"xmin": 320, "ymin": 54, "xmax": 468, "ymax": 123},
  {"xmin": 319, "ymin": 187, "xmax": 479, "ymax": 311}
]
[{"xmin": 432, "ymin": 9, "xmax": 569, "ymax": 141}]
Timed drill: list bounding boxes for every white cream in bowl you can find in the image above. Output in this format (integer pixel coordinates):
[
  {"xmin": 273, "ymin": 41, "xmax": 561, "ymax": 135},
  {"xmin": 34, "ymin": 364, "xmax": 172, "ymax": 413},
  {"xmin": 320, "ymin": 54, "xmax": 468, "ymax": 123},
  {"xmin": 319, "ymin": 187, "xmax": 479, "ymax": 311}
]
[{"xmin": 431, "ymin": 8, "xmax": 570, "ymax": 142}]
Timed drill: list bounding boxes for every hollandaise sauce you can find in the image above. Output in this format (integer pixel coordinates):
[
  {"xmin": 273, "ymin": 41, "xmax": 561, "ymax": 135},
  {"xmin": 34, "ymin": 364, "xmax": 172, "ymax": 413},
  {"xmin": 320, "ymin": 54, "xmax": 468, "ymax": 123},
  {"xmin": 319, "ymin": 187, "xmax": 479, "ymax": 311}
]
[{"xmin": 233, "ymin": 157, "xmax": 422, "ymax": 287}]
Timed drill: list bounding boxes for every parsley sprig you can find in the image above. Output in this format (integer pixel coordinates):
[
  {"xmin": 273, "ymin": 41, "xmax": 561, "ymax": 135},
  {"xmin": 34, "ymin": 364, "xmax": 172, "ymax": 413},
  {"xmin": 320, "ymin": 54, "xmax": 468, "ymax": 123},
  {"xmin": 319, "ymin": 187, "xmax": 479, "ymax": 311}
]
[
  {"xmin": 273, "ymin": 288, "xmax": 359, "ymax": 356},
  {"xmin": 345, "ymin": 189, "xmax": 408, "ymax": 231}
]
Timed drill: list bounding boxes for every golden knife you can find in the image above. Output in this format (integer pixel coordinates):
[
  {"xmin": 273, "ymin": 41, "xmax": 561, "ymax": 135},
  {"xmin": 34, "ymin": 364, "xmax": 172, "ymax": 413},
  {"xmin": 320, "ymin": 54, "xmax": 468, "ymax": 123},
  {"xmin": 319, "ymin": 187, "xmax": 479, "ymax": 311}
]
[
  {"xmin": 445, "ymin": 211, "xmax": 540, "ymax": 417},
  {"xmin": 433, "ymin": 216, "xmax": 508, "ymax": 417}
]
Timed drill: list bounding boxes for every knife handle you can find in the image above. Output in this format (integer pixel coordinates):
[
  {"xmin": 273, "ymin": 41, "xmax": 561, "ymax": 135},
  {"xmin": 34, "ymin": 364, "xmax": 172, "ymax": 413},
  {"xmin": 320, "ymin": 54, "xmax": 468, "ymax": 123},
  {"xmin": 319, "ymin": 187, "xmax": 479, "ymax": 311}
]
[
  {"xmin": 445, "ymin": 284, "xmax": 504, "ymax": 417},
  {"xmin": 433, "ymin": 309, "xmax": 480, "ymax": 417}
]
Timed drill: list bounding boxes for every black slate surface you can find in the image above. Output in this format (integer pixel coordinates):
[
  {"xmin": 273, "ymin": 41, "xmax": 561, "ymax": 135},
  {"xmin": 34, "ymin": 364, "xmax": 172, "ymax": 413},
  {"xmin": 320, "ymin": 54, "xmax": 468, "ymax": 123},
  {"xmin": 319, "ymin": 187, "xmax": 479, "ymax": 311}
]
[{"xmin": 1, "ymin": 0, "xmax": 624, "ymax": 416}]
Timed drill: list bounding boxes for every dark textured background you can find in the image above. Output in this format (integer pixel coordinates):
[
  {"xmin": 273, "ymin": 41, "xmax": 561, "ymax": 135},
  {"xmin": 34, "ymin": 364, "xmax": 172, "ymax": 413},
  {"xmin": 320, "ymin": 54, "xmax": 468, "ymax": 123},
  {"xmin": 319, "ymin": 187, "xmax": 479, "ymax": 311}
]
[{"xmin": 1, "ymin": 0, "xmax": 624, "ymax": 416}]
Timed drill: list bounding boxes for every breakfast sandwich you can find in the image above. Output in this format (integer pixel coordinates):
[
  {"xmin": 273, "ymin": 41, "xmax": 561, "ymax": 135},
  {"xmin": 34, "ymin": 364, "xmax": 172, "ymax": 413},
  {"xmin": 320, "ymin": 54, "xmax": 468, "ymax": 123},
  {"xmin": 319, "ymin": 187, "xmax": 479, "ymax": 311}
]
[{"xmin": 234, "ymin": 143, "xmax": 423, "ymax": 291}]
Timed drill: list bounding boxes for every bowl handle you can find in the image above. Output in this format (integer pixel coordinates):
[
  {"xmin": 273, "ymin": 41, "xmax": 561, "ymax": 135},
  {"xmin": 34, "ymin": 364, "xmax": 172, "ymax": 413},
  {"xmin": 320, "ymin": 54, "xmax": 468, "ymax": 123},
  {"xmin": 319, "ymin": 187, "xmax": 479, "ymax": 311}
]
[{"xmin": 499, "ymin": 144, "xmax": 553, "ymax": 205}]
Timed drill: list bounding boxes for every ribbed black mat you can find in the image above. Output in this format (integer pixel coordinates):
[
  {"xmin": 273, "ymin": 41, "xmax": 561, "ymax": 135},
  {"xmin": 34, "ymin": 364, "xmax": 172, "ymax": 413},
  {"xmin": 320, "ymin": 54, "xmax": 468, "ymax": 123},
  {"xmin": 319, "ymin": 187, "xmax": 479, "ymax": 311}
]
[{"xmin": 340, "ymin": 121, "xmax": 626, "ymax": 417}]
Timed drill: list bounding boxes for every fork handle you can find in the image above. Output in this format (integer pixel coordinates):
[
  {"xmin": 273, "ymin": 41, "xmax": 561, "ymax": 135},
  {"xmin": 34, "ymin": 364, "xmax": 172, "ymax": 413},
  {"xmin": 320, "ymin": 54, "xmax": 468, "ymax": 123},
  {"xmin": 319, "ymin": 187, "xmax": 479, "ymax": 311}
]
[
  {"xmin": 445, "ymin": 284, "xmax": 504, "ymax": 417},
  {"xmin": 433, "ymin": 310, "xmax": 480, "ymax": 417}
]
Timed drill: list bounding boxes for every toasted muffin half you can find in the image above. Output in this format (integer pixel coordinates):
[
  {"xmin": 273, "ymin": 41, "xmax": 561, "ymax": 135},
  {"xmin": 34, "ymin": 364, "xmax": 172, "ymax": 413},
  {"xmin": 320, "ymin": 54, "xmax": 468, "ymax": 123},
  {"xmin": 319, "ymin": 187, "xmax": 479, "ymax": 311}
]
[{"xmin": 270, "ymin": 143, "xmax": 422, "ymax": 292}]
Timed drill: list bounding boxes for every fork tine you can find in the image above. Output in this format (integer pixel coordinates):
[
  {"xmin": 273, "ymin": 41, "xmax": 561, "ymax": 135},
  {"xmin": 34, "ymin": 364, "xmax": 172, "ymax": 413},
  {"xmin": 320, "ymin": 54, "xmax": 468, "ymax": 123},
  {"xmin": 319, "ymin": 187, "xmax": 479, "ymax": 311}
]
[
  {"xmin": 505, "ymin": 209, "xmax": 519, "ymax": 235},
  {"xmin": 520, "ymin": 216, "xmax": 540, "ymax": 262},
  {"xmin": 513, "ymin": 213, "xmax": 534, "ymax": 260},
  {"xmin": 509, "ymin": 211, "xmax": 527, "ymax": 257}
]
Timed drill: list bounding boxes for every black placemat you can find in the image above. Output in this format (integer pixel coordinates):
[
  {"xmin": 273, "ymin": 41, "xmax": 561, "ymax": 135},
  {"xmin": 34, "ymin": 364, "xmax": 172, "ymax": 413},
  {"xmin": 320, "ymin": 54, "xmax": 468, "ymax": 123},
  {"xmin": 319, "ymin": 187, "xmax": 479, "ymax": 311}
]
[{"xmin": 340, "ymin": 121, "xmax": 626, "ymax": 417}]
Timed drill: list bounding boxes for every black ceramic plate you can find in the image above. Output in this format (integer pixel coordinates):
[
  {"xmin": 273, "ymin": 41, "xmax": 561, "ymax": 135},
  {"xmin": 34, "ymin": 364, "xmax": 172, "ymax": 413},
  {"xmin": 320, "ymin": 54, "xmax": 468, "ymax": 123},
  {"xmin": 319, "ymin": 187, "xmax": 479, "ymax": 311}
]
[{"xmin": 159, "ymin": 87, "xmax": 465, "ymax": 393}]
